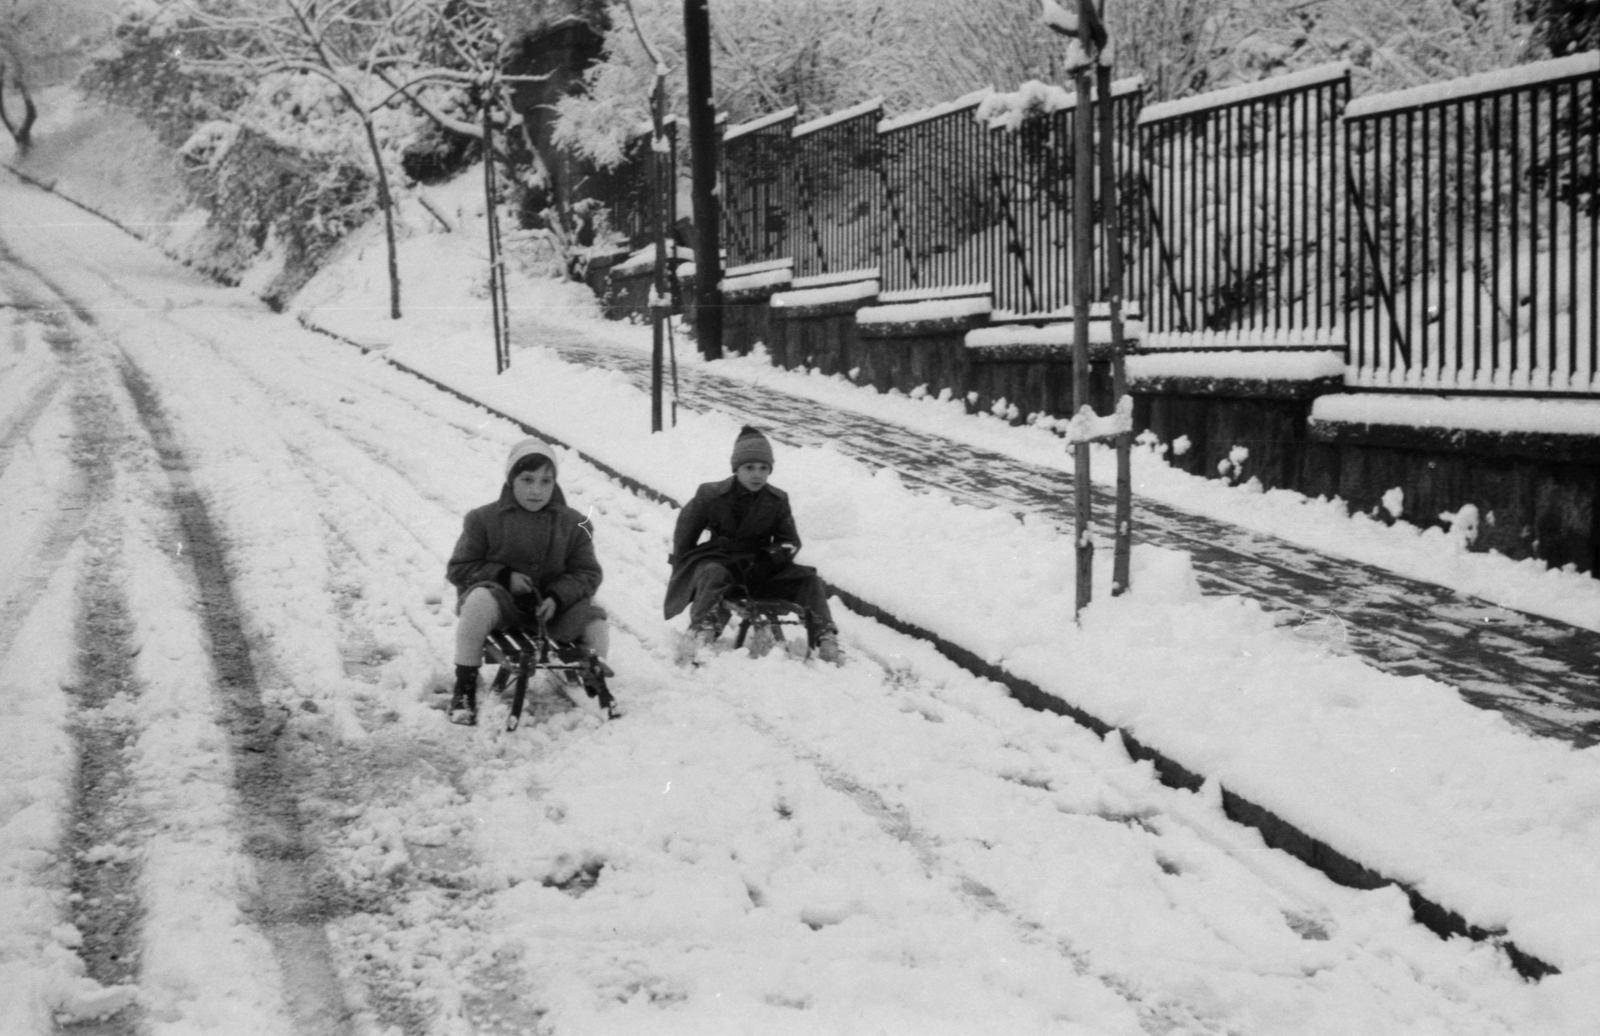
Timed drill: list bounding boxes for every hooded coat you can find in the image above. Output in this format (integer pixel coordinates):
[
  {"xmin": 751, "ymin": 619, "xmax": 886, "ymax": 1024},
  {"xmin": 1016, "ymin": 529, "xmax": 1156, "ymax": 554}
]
[
  {"xmin": 662, "ymin": 477, "xmax": 817, "ymax": 619},
  {"xmin": 447, "ymin": 439, "xmax": 602, "ymax": 629}
]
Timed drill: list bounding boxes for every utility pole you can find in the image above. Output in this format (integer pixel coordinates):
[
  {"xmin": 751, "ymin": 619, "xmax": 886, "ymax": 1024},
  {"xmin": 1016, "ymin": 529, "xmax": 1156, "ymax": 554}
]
[{"xmin": 683, "ymin": 0, "xmax": 724, "ymax": 359}]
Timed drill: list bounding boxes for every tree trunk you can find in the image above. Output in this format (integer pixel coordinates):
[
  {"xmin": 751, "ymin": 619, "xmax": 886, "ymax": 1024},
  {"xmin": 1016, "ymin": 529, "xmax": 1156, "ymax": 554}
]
[
  {"xmin": 360, "ymin": 116, "xmax": 402, "ymax": 319},
  {"xmin": 0, "ymin": 72, "xmax": 37, "ymax": 152}
]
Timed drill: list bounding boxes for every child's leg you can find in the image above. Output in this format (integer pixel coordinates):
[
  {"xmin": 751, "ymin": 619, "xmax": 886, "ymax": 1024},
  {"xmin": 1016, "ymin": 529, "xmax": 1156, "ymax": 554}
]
[
  {"xmin": 782, "ymin": 575, "xmax": 837, "ymax": 634},
  {"xmin": 687, "ymin": 562, "xmax": 733, "ymax": 631},
  {"xmin": 454, "ymin": 587, "xmax": 503, "ymax": 666},
  {"xmin": 582, "ymin": 617, "xmax": 610, "ymax": 660}
]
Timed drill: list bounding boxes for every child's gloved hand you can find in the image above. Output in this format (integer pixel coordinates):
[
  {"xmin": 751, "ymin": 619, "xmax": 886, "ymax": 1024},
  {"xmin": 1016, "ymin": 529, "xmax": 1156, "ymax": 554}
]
[
  {"xmin": 536, "ymin": 596, "xmax": 558, "ymax": 622},
  {"xmin": 509, "ymin": 571, "xmax": 535, "ymax": 594}
]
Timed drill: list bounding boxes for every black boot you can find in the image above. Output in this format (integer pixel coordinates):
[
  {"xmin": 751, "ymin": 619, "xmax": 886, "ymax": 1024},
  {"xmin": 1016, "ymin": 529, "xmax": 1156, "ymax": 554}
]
[{"xmin": 449, "ymin": 665, "xmax": 479, "ymax": 726}]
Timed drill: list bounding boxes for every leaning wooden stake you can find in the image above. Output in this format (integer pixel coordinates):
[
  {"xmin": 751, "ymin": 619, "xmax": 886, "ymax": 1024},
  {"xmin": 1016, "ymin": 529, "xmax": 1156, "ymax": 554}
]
[
  {"xmin": 1071, "ymin": 62, "xmax": 1096, "ymax": 615},
  {"xmin": 1096, "ymin": 62, "xmax": 1133, "ymax": 595},
  {"xmin": 483, "ymin": 100, "xmax": 510, "ymax": 375},
  {"xmin": 648, "ymin": 75, "xmax": 669, "ymax": 432}
]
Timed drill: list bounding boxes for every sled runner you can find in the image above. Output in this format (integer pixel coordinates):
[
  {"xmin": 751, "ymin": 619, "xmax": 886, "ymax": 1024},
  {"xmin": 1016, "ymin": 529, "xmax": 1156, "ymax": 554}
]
[
  {"xmin": 482, "ymin": 621, "xmax": 619, "ymax": 729},
  {"xmin": 723, "ymin": 588, "xmax": 818, "ymax": 660}
]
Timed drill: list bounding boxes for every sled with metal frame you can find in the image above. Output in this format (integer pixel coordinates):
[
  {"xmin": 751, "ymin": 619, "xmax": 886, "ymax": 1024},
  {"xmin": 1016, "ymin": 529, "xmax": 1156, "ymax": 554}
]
[
  {"xmin": 484, "ymin": 620, "xmax": 619, "ymax": 729},
  {"xmin": 723, "ymin": 587, "xmax": 819, "ymax": 660}
]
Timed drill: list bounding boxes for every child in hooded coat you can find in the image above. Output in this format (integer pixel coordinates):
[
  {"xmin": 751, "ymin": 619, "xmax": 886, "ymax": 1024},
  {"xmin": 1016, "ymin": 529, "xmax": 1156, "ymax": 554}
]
[
  {"xmin": 446, "ymin": 437, "xmax": 609, "ymax": 722},
  {"xmin": 663, "ymin": 425, "xmax": 841, "ymax": 663}
]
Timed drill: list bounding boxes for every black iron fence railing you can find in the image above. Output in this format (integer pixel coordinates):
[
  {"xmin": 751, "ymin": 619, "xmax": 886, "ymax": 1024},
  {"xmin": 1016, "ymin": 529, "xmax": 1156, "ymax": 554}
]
[
  {"xmin": 1136, "ymin": 64, "xmax": 1349, "ymax": 342},
  {"xmin": 1345, "ymin": 52, "xmax": 1600, "ymax": 393},
  {"xmin": 601, "ymin": 115, "xmax": 679, "ymax": 254},
  {"xmin": 875, "ymin": 89, "xmax": 997, "ymax": 299},
  {"xmin": 722, "ymin": 107, "xmax": 796, "ymax": 265},
  {"xmin": 597, "ymin": 53, "xmax": 1600, "ymax": 397}
]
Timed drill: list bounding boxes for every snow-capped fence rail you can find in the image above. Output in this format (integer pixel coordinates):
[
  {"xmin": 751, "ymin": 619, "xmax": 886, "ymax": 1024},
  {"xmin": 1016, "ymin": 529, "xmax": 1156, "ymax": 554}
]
[{"xmin": 694, "ymin": 54, "xmax": 1600, "ymax": 399}]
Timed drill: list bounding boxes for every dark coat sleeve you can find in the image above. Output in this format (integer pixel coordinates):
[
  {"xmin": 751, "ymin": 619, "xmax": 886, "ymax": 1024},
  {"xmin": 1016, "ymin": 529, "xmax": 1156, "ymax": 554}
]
[
  {"xmin": 446, "ymin": 508, "xmax": 507, "ymax": 590},
  {"xmin": 544, "ymin": 512, "xmax": 602, "ymax": 610},
  {"xmin": 769, "ymin": 496, "xmax": 801, "ymax": 556},
  {"xmin": 670, "ymin": 486, "xmax": 715, "ymax": 565}
]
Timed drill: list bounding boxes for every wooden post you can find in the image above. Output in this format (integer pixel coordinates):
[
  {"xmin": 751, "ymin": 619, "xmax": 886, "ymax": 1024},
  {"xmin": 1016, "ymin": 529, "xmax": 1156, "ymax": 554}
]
[
  {"xmin": 1096, "ymin": 62, "xmax": 1132, "ymax": 595},
  {"xmin": 683, "ymin": 0, "xmax": 724, "ymax": 359},
  {"xmin": 483, "ymin": 100, "xmax": 510, "ymax": 374},
  {"xmin": 1071, "ymin": 63, "xmax": 1096, "ymax": 615},
  {"xmin": 649, "ymin": 74, "xmax": 668, "ymax": 431}
]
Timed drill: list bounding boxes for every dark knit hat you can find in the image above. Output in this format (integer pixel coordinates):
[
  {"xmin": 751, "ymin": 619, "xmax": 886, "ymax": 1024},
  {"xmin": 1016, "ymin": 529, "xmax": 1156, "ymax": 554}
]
[{"xmin": 730, "ymin": 425, "xmax": 774, "ymax": 470}]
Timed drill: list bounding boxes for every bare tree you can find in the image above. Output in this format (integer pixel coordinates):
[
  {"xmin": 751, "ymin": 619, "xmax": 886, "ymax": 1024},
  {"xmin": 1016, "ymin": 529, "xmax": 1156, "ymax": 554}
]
[
  {"xmin": 177, "ymin": 0, "xmax": 520, "ymax": 318},
  {"xmin": 1, "ymin": 0, "xmax": 117, "ymax": 151}
]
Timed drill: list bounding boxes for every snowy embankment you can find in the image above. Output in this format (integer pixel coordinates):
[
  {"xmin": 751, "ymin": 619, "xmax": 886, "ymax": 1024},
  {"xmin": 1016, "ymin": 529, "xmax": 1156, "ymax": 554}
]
[{"xmin": 292, "ymin": 170, "xmax": 1600, "ymax": 989}]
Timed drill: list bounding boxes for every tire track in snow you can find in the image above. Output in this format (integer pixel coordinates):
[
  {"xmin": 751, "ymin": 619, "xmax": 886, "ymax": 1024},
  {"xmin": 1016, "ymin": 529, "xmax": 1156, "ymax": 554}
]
[
  {"xmin": 113, "ymin": 358, "xmax": 357, "ymax": 1036},
  {"xmin": 85, "ymin": 309, "xmax": 548, "ymax": 1033},
  {"xmin": 0, "ymin": 290, "xmax": 83, "ymax": 667},
  {"xmin": 54, "ymin": 359, "xmax": 147, "ymax": 1035}
]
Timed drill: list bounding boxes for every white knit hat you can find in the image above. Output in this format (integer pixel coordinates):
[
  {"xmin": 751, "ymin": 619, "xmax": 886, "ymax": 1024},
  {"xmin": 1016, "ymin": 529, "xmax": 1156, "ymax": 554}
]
[{"xmin": 505, "ymin": 437, "xmax": 558, "ymax": 480}]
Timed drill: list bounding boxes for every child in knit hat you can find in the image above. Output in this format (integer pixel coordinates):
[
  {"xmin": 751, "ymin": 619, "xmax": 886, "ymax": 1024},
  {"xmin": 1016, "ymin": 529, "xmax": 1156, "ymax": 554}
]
[
  {"xmin": 444, "ymin": 437, "xmax": 610, "ymax": 724},
  {"xmin": 662, "ymin": 425, "xmax": 841, "ymax": 663}
]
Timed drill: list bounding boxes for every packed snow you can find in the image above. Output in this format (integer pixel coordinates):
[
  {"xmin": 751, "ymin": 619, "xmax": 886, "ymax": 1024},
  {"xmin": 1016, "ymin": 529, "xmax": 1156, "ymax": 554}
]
[{"xmin": 3, "ymin": 163, "xmax": 1599, "ymax": 1035}]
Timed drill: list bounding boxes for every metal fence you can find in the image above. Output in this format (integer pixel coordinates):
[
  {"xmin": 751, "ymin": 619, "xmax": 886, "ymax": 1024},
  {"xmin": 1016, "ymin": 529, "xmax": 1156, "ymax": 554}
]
[
  {"xmin": 1136, "ymin": 65, "xmax": 1349, "ymax": 341},
  {"xmin": 701, "ymin": 54, "xmax": 1600, "ymax": 396},
  {"xmin": 1345, "ymin": 53, "xmax": 1600, "ymax": 393},
  {"xmin": 722, "ymin": 108, "xmax": 795, "ymax": 264},
  {"xmin": 600, "ymin": 116, "xmax": 678, "ymax": 252}
]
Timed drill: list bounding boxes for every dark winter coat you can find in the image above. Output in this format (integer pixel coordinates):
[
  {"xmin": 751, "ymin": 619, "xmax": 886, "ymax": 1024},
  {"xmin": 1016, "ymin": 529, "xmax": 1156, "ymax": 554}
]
[
  {"xmin": 447, "ymin": 483, "xmax": 602, "ymax": 625},
  {"xmin": 662, "ymin": 477, "xmax": 817, "ymax": 619}
]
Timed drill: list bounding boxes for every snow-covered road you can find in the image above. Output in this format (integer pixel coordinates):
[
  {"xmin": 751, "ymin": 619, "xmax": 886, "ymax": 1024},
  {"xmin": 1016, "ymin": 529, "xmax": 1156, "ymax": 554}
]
[{"xmin": 0, "ymin": 175, "xmax": 1576, "ymax": 1034}]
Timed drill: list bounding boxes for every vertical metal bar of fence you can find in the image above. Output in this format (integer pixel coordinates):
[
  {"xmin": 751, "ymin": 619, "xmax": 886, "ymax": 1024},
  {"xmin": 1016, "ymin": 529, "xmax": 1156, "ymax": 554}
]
[
  {"xmin": 1477, "ymin": 98, "xmax": 1487, "ymax": 384},
  {"xmin": 1511, "ymin": 94, "xmax": 1523, "ymax": 385},
  {"xmin": 1296, "ymin": 86, "xmax": 1306, "ymax": 332},
  {"xmin": 1236, "ymin": 100, "xmax": 1247, "ymax": 329},
  {"xmin": 1531, "ymin": 91, "xmax": 1542, "ymax": 387},
  {"xmin": 1401, "ymin": 110, "xmax": 1412, "ymax": 379},
  {"xmin": 1331, "ymin": 89, "xmax": 1344, "ymax": 362},
  {"xmin": 1454, "ymin": 100, "xmax": 1465, "ymax": 385},
  {"xmin": 1545, "ymin": 87, "xmax": 1556, "ymax": 387},
  {"xmin": 1272, "ymin": 93, "xmax": 1283, "ymax": 332},
  {"xmin": 1193, "ymin": 113, "xmax": 1205, "ymax": 327},
  {"xmin": 1568, "ymin": 80, "xmax": 1579, "ymax": 389},
  {"xmin": 1590, "ymin": 78, "xmax": 1598, "ymax": 390},
  {"xmin": 1390, "ymin": 113, "xmax": 1403, "ymax": 376},
  {"xmin": 1347, "ymin": 115, "xmax": 1360, "ymax": 374},
  {"xmin": 1193, "ymin": 113, "xmax": 1201, "ymax": 328},
  {"xmin": 1427, "ymin": 105, "xmax": 1440, "ymax": 378}
]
